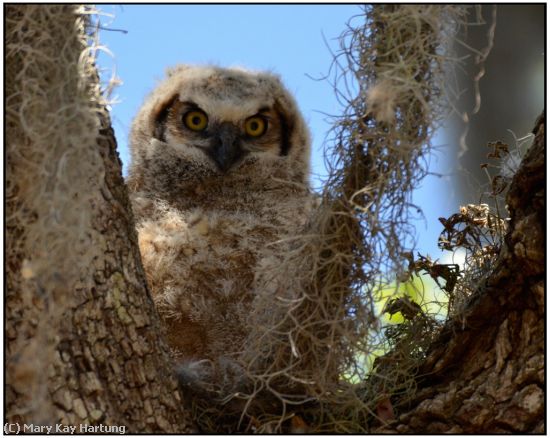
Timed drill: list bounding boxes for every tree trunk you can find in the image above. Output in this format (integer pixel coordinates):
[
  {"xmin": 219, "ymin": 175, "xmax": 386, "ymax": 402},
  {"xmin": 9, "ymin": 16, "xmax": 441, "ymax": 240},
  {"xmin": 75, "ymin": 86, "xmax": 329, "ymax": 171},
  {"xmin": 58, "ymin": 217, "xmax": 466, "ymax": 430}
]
[
  {"xmin": 377, "ymin": 114, "xmax": 545, "ymax": 433},
  {"xmin": 5, "ymin": 5, "xmax": 196, "ymax": 432}
]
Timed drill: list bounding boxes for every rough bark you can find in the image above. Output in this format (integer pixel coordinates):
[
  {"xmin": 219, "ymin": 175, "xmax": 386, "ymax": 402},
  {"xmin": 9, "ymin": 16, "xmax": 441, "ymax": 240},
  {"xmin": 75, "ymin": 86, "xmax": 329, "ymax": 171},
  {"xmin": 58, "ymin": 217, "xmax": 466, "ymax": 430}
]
[
  {"xmin": 5, "ymin": 5, "xmax": 196, "ymax": 432},
  {"xmin": 377, "ymin": 114, "xmax": 545, "ymax": 433},
  {"xmin": 43, "ymin": 119, "xmax": 196, "ymax": 432}
]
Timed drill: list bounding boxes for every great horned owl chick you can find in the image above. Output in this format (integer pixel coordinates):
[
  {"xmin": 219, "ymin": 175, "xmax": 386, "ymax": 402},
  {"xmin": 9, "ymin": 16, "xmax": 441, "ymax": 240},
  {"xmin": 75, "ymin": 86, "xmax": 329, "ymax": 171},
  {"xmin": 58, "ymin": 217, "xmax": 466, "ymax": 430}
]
[{"xmin": 127, "ymin": 65, "xmax": 313, "ymax": 398}]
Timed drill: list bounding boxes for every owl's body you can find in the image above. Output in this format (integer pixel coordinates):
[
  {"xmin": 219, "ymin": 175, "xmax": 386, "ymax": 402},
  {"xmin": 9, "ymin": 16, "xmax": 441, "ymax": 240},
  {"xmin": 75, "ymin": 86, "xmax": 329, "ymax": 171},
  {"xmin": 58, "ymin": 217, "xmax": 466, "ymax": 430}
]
[{"xmin": 127, "ymin": 66, "xmax": 313, "ymax": 393}]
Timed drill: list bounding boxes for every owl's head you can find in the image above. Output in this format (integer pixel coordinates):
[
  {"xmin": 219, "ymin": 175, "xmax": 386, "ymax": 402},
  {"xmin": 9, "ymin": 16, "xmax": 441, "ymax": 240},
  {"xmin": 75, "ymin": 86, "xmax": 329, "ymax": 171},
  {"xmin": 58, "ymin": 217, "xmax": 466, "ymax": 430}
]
[{"xmin": 128, "ymin": 65, "xmax": 311, "ymax": 195}]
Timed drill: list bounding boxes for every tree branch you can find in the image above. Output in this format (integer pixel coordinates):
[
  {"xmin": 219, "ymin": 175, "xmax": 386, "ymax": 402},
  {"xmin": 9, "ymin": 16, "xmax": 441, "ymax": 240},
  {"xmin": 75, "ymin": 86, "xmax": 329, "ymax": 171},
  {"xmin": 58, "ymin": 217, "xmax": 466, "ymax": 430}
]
[
  {"xmin": 377, "ymin": 113, "xmax": 545, "ymax": 433},
  {"xmin": 5, "ymin": 5, "xmax": 196, "ymax": 432}
]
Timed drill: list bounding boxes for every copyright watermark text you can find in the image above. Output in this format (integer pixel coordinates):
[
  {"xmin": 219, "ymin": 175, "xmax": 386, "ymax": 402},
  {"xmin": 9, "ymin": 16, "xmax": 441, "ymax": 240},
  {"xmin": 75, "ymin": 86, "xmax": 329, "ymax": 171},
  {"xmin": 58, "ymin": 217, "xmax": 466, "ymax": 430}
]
[{"xmin": 4, "ymin": 423, "xmax": 126, "ymax": 434}]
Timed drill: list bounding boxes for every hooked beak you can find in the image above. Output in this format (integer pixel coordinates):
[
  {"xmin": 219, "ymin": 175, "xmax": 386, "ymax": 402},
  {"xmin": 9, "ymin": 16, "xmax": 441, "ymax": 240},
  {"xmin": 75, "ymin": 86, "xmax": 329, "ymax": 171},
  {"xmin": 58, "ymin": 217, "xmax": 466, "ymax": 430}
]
[{"xmin": 206, "ymin": 123, "xmax": 245, "ymax": 173}]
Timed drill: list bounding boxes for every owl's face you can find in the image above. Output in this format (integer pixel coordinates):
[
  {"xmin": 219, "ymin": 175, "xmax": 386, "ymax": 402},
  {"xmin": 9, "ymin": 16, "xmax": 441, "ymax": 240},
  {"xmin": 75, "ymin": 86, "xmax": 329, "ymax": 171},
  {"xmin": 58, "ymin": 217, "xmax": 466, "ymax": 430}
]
[
  {"xmin": 159, "ymin": 94, "xmax": 290, "ymax": 173},
  {"xmin": 129, "ymin": 65, "xmax": 311, "ymax": 194}
]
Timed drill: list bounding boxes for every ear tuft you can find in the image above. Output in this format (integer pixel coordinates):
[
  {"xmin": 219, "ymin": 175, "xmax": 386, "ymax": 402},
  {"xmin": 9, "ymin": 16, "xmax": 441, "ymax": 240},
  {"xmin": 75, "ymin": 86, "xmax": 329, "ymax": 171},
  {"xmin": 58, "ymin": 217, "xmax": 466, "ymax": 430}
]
[{"xmin": 165, "ymin": 64, "xmax": 191, "ymax": 78}]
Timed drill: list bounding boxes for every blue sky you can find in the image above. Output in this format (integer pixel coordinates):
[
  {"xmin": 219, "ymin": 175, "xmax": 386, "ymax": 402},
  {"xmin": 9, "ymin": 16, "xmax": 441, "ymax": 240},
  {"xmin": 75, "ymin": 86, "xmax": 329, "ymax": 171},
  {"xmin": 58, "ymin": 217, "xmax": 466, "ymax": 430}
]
[{"xmin": 96, "ymin": 5, "xmax": 459, "ymax": 257}]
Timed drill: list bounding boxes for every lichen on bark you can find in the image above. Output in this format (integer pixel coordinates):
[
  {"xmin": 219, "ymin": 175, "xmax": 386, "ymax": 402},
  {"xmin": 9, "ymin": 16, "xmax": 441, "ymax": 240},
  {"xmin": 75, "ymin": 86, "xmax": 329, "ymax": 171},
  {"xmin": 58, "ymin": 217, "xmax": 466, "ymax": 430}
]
[{"xmin": 5, "ymin": 5, "xmax": 195, "ymax": 432}]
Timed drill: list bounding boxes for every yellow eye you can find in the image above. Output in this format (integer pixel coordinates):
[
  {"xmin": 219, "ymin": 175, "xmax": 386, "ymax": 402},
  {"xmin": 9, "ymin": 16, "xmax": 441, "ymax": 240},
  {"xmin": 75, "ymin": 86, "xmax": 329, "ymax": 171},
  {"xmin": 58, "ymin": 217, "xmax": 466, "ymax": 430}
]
[
  {"xmin": 244, "ymin": 116, "xmax": 267, "ymax": 137},
  {"xmin": 183, "ymin": 110, "xmax": 208, "ymax": 131}
]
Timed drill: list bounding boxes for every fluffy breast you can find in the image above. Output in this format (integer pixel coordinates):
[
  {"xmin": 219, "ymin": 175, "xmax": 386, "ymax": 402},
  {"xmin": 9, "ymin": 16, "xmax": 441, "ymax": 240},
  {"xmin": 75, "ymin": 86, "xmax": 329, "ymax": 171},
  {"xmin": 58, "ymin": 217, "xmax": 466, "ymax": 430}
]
[{"xmin": 133, "ymin": 187, "xmax": 312, "ymax": 362}]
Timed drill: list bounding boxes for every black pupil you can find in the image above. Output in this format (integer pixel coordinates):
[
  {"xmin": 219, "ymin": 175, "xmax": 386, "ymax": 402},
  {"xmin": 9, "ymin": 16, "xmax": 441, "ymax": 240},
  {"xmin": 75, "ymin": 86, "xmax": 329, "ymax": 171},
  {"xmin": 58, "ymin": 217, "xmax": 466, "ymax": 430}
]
[
  {"xmin": 250, "ymin": 121, "xmax": 259, "ymax": 131},
  {"xmin": 192, "ymin": 115, "xmax": 202, "ymax": 126}
]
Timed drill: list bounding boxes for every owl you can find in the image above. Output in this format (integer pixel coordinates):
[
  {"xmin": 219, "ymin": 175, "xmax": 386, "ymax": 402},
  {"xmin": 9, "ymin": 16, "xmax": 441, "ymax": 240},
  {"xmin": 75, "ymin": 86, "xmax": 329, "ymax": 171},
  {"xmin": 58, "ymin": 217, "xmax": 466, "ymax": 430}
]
[{"xmin": 126, "ymin": 65, "xmax": 314, "ymax": 401}]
